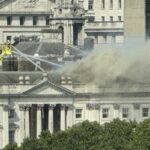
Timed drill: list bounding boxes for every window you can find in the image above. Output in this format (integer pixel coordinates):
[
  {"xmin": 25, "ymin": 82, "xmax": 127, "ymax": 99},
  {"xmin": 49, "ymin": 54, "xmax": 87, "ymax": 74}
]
[
  {"xmin": 9, "ymin": 130, "xmax": 15, "ymax": 144},
  {"xmin": 102, "ymin": 16, "xmax": 105, "ymax": 22},
  {"xmin": 33, "ymin": 16, "xmax": 38, "ymax": 25},
  {"xmin": 75, "ymin": 109, "xmax": 82, "ymax": 118},
  {"xmin": 7, "ymin": 16, "xmax": 12, "ymax": 25},
  {"xmin": 119, "ymin": 0, "xmax": 121, "ymax": 9},
  {"xmin": 88, "ymin": 0, "xmax": 93, "ymax": 10},
  {"xmin": 122, "ymin": 108, "xmax": 129, "ymax": 118},
  {"xmin": 6, "ymin": 36, "xmax": 11, "ymax": 42},
  {"xmin": 110, "ymin": 0, "xmax": 113, "ymax": 9},
  {"xmin": 118, "ymin": 16, "xmax": 121, "ymax": 21},
  {"xmin": 110, "ymin": 16, "xmax": 113, "ymax": 22},
  {"xmin": 102, "ymin": 0, "xmax": 105, "ymax": 9},
  {"xmin": 20, "ymin": 16, "xmax": 25, "ymax": 25},
  {"xmin": 45, "ymin": 16, "xmax": 49, "ymax": 25},
  {"xmin": 88, "ymin": 17, "xmax": 95, "ymax": 22},
  {"xmin": 9, "ymin": 109, "xmax": 15, "ymax": 118},
  {"xmin": 142, "ymin": 108, "xmax": 149, "ymax": 117},
  {"xmin": 102, "ymin": 108, "xmax": 109, "ymax": 118}
]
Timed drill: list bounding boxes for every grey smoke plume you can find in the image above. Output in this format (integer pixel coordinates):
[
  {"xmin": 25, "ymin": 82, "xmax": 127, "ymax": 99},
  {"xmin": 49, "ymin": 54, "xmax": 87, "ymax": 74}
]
[{"xmin": 63, "ymin": 41, "xmax": 150, "ymax": 86}]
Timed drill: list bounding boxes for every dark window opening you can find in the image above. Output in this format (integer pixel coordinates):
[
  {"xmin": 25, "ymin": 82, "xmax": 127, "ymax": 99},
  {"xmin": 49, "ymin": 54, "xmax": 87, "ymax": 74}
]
[
  {"xmin": 45, "ymin": 16, "xmax": 49, "ymax": 25},
  {"xmin": 7, "ymin": 16, "xmax": 12, "ymax": 25},
  {"xmin": 20, "ymin": 16, "xmax": 25, "ymax": 25},
  {"xmin": 88, "ymin": 0, "xmax": 93, "ymax": 10},
  {"xmin": 9, "ymin": 109, "xmax": 15, "ymax": 118},
  {"xmin": 33, "ymin": 16, "xmax": 38, "ymax": 25},
  {"xmin": 9, "ymin": 130, "xmax": 15, "ymax": 144}
]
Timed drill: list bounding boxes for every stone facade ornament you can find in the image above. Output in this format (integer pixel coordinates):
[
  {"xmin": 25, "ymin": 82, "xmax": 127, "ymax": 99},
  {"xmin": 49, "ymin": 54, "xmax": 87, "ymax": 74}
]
[
  {"xmin": 133, "ymin": 103, "xmax": 140, "ymax": 110},
  {"xmin": 86, "ymin": 103, "xmax": 100, "ymax": 110},
  {"xmin": 113, "ymin": 104, "xmax": 120, "ymax": 110},
  {"xmin": 66, "ymin": 104, "xmax": 73, "ymax": 110},
  {"xmin": 3, "ymin": 105, "xmax": 9, "ymax": 111},
  {"xmin": 37, "ymin": 104, "xmax": 43, "ymax": 110},
  {"xmin": 19, "ymin": 104, "xmax": 26, "ymax": 111},
  {"xmin": 49, "ymin": 104, "xmax": 55, "ymax": 110}
]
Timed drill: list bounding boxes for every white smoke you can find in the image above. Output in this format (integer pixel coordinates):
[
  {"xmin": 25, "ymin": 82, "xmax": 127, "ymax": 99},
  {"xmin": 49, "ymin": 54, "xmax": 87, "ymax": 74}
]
[{"xmin": 62, "ymin": 40, "xmax": 150, "ymax": 86}]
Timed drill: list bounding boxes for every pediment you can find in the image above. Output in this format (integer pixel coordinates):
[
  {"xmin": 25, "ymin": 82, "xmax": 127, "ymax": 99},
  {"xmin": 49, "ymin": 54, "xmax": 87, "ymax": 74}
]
[
  {"xmin": 0, "ymin": 0, "xmax": 50, "ymax": 12},
  {"xmin": 22, "ymin": 80, "xmax": 75, "ymax": 96}
]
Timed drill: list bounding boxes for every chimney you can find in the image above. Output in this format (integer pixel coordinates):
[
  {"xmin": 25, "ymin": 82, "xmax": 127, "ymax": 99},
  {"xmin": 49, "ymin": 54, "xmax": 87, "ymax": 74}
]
[
  {"xmin": 25, "ymin": 76, "xmax": 30, "ymax": 85},
  {"xmin": 61, "ymin": 76, "xmax": 66, "ymax": 84},
  {"xmin": 19, "ymin": 76, "xmax": 24, "ymax": 85},
  {"xmin": 67, "ymin": 76, "xmax": 72, "ymax": 84},
  {"xmin": 43, "ymin": 72, "xmax": 48, "ymax": 80}
]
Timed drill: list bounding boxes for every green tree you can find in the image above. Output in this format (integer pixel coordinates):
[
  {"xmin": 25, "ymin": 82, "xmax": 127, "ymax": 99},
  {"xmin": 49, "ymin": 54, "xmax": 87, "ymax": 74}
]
[
  {"xmin": 129, "ymin": 119, "xmax": 150, "ymax": 150},
  {"xmin": 3, "ymin": 143, "xmax": 19, "ymax": 150}
]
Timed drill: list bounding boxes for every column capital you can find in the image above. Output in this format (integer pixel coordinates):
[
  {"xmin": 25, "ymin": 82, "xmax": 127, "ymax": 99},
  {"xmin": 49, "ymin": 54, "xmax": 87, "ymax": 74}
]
[
  {"xmin": 86, "ymin": 103, "xmax": 100, "ymax": 110},
  {"xmin": 49, "ymin": 104, "xmax": 55, "ymax": 110},
  {"xmin": 19, "ymin": 104, "xmax": 26, "ymax": 111},
  {"xmin": 61, "ymin": 104, "xmax": 66, "ymax": 110},
  {"xmin": 25, "ymin": 105, "xmax": 31, "ymax": 111},
  {"xmin": 37, "ymin": 104, "xmax": 43, "ymax": 110},
  {"xmin": 66, "ymin": 104, "xmax": 73, "ymax": 110},
  {"xmin": 3, "ymin": 105, "xmax": 9, "ymax": 111}
]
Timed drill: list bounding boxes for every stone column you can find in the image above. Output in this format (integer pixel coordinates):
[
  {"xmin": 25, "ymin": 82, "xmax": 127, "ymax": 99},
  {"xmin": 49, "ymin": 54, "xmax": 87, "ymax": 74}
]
[
  {"xmin": 18, "ymin": 105, "xmax": 26, "ymax": 145},
  {"xmin": 0, "ymin": 105, "xmax": 3, "ymax": 148},
  {"xmin": 70, "ymin": 23, "xmax": 73, "ymax": 45},
  {"xmin": 36, "ymin": 105, "xmax": 42, "ymax": 138},
  {"xmin": 0, "ymin": 128, "xmax": 3, "ymax": 149},
  {"xmin": 48, "ymin": 104, "xmax": 55, "ymax": 133},
  {"xmin": 113, "ymin": 104, "xmax": 120, "ymax": 119},
  {"xmin": 66, "ymin": 104, "xmax": 73, "ymax": 128},
  {"xmin": 3, "ymin": 105, "xmax": 9, "ymax": 146},
  {"xmin": 86, "ymin": 104, "xmax": 100, "ymax": 122},
  {"xmin": 25, "ymin": 105, "xmax": 30, "ymax": 138},
  {"xmin": 61, "ymin": 105, "xmax": 66, "ymax": 131},
  {"xmin": 133, "ymin": 104, "xmax": 140, "ymax": 123}
]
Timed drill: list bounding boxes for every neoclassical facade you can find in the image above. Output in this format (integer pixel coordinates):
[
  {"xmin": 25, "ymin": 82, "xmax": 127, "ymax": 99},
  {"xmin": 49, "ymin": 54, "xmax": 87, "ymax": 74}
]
[{"xmin": 0, "ymin": 73, "xmax": 150, "ymax": 148}]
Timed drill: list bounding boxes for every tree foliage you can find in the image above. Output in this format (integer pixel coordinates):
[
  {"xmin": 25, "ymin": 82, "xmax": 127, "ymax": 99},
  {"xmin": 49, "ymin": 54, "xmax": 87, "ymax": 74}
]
[{"xmin": 3, "ymin": 119, "xmax": 150, "ymax": 150}]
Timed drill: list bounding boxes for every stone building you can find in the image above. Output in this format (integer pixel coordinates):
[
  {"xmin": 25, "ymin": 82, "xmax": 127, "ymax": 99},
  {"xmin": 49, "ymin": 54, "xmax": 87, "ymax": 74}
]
[
  {"xmin": 0, "ymin": 72, "xmax": 150, "ymax": 148},
  {"xmin": 0, "ymin": 0, "xmax": 124, "ymax": 47}
]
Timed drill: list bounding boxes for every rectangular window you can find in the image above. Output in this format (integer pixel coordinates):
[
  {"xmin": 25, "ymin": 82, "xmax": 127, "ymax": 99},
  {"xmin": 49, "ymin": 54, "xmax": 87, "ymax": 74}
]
[
  {"xmin": 119, "ymin": 0, "xmax": 121, "ymax": 9},
  {"xmin": 6, "ymin": 36, "xmax": 11, "ymax": 42},
  {"xmin": 7, "ymin": 16, "xmax": 12, "ymax": 25},
  {"xmin": 9, "ymin": 109, "xmax": 15, "ymax": 118},
  {"xmin": 102, "ymin": 108, "xmax": 109, "ymax": 118},
  {"xmin": 142, "ymin": 108, "xmax": 149, "ymax": 117},
  {"xmin": 122, "ymin": 108, "xmax": 129, "ymax": 118},
  {"xmin": 110, "ymin": 16, "xmax": 113, "ymax": 22},
  {"xmin": 110, "ymin": 0, "xmax": 113, "ymax": 9},
  {"xmin": 20, "ymin": 16, "xmax": 25, "ymax": 25},
  {"xmin": 9, "ymin": 130, "xmax": 15, "ymax": 144},
  {"xmin": 88, "ymin": 17, "xmax": 95, "ymax": 22},
  {"xmin": 75, "ymin": 109, "xmax": 82, "ymax": 118},
  {"xmin": 88, "ymin": 0, "xmax": 93, "ymax": 10},
  {"xmin": 45, "ymin": 16, "xmax": 49, "ymax": 25},
  {"xmin": 33, "ymin": 16, "xmax": 38, "ymax": 25},
  {"xmin": 118, "ymin": 16, "xmax": 121, "ymax": 21},
  {"xmin": 102, "ymin": 16, "xmax": 105, "ymax": 22},
  {"xmin": 102, "ymin": 0, "xmax": 105, "ymax": 9}
]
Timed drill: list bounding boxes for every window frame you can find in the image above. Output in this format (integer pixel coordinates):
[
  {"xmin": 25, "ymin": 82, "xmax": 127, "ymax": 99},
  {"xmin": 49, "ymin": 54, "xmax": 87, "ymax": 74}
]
[
  {"xmin": 9, "ymin": 130, "xmax": 15, "ymax": 144},
  {"xmin": 7, "ymin": 16, "xmax": 12, "ymax": 26},
  {"xmin": 142, "ymin": 108, "xmax": 149, "ymax": 117},
  {"xmin": 102, "ymin": 108, "xmax": 109, "ymax": 119},
  {"xmin": 122, "ymin": 108, "xmax": 129, "ymax": 118},
  {"xmin": 75, "ymin": 108, "xmax": 82, "ymax": 119}
]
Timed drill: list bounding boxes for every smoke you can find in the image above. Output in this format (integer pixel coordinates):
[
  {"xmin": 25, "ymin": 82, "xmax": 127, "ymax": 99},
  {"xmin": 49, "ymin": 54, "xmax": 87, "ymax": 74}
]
[{"xmin": 62, "ymin": 40, "xmax": 150, "ymax": 86}]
